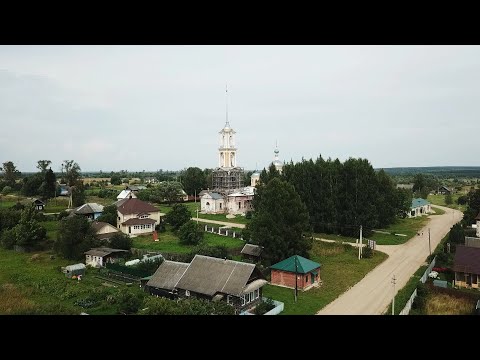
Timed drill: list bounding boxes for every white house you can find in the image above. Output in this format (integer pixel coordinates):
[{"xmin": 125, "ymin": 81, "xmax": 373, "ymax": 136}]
[
  {"xmin": 201, "ymin": 192, "xmax": 225, "ymax": 214},
  {"xmin": 84, "ymin": 247, "xmax": 129, "ymax": 268},
  {"xmin": 117, "ymin": 189, "xmax": 137, "ymax": 200},
  {"xmin": 408, "ymin": 198, "xmax": 432, "ymax": 218},
  {"xmin": 116, "ymin": 197, "xmax": 164, "ymax": 237}
]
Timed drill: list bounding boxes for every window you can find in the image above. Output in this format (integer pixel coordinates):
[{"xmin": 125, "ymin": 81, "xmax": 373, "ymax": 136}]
[
  {"xmin": 241, "ymin": 295, "xmax": 246, "ymax": 306},
  {"xmin": 219, "ymin": 203, "xmax": 222, "ymax": 209},
  {"xmin": 118, "ymin": 216, "xmax": 120, "ymax": 220},
  {"xmin": 227, "ymin": 295, "xmax": 232, "ymax": 304},
  {"xmin": 254, "ymin": 289, "xmax": 259, "ymax": 299},
  {"xmin": 238, "ymin": 202, "xmax": 241, "ymax": 209},
  {"xmin": 206, "ymin": 202, "xmax": 210, "ymax": 206},
  {"xmin": 305, "ymin": 275, "xmax": 309, "ymax": 282}
]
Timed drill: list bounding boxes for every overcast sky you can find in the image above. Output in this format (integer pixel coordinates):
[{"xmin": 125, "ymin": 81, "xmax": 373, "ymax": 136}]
[{"xmin": 1, "ymin": 45, "xmax": 479, "ymax": 173}]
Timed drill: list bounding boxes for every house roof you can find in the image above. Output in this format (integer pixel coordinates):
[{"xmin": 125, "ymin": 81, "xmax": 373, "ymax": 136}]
[
  {"xmin": 32, "ymin": 198, "xmax": 45, "ymax": 205},
  {"xmin": 117, "ymin": 198, "xmax": 159, "ymax": 215},
  {"xmin": 146, "ymin": 260, "xmax": 189, "ymax": 291},
  {"xmin": 411, "ymin": 198, "xmax": 430, "ymax": 209},
  {"xmin": 65, "ymin": 263, "xmax": 86, "ymax": 271},
  {"xmin": 91, "ymin": 221, "xmax": 113, "ymax": 233},
  {"xmin": 439, "ymin": 185, "xmax": 451, "ymax": 191},
  {"xmin": 122, "ymin": 218, "xmax": 156, "ymax": 226},
  {"xmin": 475, "ymin": 212, "xmax": 480, "ymax": 221},
  {"xmin": 271, "ymin": 255, "xmax": 321, "ymax": 274},
  {"xmin": 175, "ymin": 255, "xmax": 257, "ymax": 297},
  {"xmin": 84, "ymin": 247, "xmax": 128, "ymax": 258},
  {"xmin": 452, "ymin": 245, "xmax": 480, "ymax": 275},
  {"xmin": 113, "ymin": 198, "xmax": 128, "ymax": 207},
  {"xmin": 241, "ymin": 244, "xmax": 263, "ymax": 257},
  {"xmin": 74, "ymin": 203, "xmax": 104, "ymax": 215},
  {"xmin": 203, "ymin": 192, "xmax": 223, "ymax": 200}
]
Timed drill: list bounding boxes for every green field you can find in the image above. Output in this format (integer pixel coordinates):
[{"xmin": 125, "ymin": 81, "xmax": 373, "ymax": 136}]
[
  {"xmin": 0, "ymin": 201, "xmax": 16, "ymax": 209},
  {"xmin": 427, "ymin": 194, "xmax": 466, "ymax": 211},
  {"xmin": 430, "ymin": 206, "xmax": 446, "ymax": 215},
  {"xmin": 314, "ymin": 216, "xmax": 430, "ymax": 246},
  {"xmin": 263, "ymin": 241, "xmax": 388, "ymax": 315},
  {"xmin": 0, "ymin": 248, "xmax": 140, "ymax": 315},
  {"xmin": 132, "ymin": 227, "xmax": 244, "ymax": 254}
]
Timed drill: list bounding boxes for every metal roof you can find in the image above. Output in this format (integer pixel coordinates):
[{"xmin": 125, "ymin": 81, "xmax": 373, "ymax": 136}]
[
  {"xmin": 175, "ymin": 255, "xmax": 256, "ymax": 297},
  {"xmin": 117, "ymin": 198, "xmax": 159, "ymax": 215},
  {"xmin": 65, "ymin": 263, "xmax": 86, "ymax": 271},
  {"xmin": 271, "ymin": 255, "xmax": 321, "ymax": 274},
  {"xmin": 241, "ymin": 244, "xmax": 263, "ymax": 257},
  {"xmin": 203, "ymin": 192, "xmax": 223, "ymax": 200},
  {"xmin": 453, "ymin": 245, "xmax": 480, "ymax": 275},
  {"xmin": 74, "ymin": 203, "xmax": 104, "ymax": 214},
  {"xmin": 146, "ymin": 261, "xmax": 189, "ymax": 291},
  {"xmin": 122, "ymin": 218, "xmax": 156, "ymax": 226},
  {"xmin": 411, "ymin": 198, "xmax": 430, "ymax": 209}
]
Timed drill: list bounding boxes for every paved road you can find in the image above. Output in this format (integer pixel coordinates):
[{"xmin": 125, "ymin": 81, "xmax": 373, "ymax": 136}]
[
  {"xmin": 317, "ymin": 206, "xmax": 463, "ymax": 315},
  {"xmin": 191, "ymin": 217, "xmax": 246, "ymax": 228}
]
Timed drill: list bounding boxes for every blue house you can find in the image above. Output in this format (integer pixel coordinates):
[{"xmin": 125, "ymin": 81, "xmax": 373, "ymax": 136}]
[
  {"xmin": 72, "ymin": 203, "xmax": 104, "ymax": 220},
  {"xmin": 409, "ymin": 198, "xmax": 431, "ymax": 218}
]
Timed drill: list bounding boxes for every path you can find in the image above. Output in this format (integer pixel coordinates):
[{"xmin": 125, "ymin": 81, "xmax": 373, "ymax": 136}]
[
  {"xmin": 191, "ymin": 217, "xmax": 246, "ymax": 228},
  {"xmin": 317, "ymin": 205, "xmax": 462, "ymax": 315}
]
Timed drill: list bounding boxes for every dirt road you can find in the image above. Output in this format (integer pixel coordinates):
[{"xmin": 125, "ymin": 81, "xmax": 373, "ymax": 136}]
[{"xmin": 317, "ymin": 206, "xmax": 463, "ymax": 315}]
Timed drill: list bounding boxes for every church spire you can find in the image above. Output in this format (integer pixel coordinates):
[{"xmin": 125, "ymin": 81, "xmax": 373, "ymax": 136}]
[{"xmin": 225, "ymin": 84, "xmax": 230, "ymax": 127}]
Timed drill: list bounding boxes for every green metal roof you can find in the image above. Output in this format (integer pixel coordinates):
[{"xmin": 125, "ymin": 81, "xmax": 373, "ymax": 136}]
[
  {"xmin": 411, "ymin": 198, "xmax": 430, "ymax": 209},
  {"xmin": 270, "ymin": 255, "xmax": 321, "ymax": 274}
]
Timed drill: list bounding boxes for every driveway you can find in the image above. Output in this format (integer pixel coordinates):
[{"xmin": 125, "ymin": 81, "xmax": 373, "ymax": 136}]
[{"xmin": 317, "ymin": 206, "xmax": 463, "ymax": 315}]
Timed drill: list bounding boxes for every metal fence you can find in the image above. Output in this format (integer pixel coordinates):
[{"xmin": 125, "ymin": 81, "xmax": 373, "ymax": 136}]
[
  {"xmin": 398, "ymin": 255, "xmax": 437, "ymax": 315},
  {"xmin": 239, "ymin": 298, "xmax": 284, "ymax": 315}
]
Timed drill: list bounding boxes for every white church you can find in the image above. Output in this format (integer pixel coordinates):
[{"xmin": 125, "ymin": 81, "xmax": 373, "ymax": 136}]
[{"xmin": 200, "ymin": 118, "xmax": 284, "ymax": 215}]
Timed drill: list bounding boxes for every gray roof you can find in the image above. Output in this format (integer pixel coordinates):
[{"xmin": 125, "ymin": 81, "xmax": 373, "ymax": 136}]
[
  {"xmin": 146, "ymin": 260, "xmax": 189, "ymax": 291},
  {"xmin": 74, "ymin": 203, "xmax": 104, "ymax": 214},
  {"xmin": 65, "ymin": 263, "xmax": 86, "ymax": 271},
  {"xmin": 175, "ymin": 255, "xmax": 256, "ymax": 297},
  {"xmin": 84, "ymin": 247, "xmax": 128, "ymax": 257},
  {"xmin": 205, "ymin": 192, "xmax": 223, "ymax": 200},
  {"xmin": 241, "ymin": 243, "xmax": 263, "ymax": 257}
]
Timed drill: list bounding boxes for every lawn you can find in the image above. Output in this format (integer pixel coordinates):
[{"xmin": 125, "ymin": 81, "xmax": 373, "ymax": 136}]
[
  {"xmin": 262, "ymin": 241, "xmax": 388, "ymax": 315},
  {"xmin": 43, "ymin": 197, "xmax": 70, "ymax": 213},
  {"xmin": 41, "ymin": 220, "xmax": 60, "ymax": 240},
  {"xmin": 131, "ymin": 227, "xmax": 244, "ymax": 254},
  {"xmin": 0, "ymin": 201, "xmax": 16, "ymax": 209},
  {"xmin": 313, "ymin": 216, "xmax": 430, "ymax": 246},
  {"xmin": 430, "ymin": 206, "xmax": 446, "ymax": 215},
  {"xmin": 0, "ymin": 248, "xmax": 139, "ymax": 315},
  {"xmin": 427, "ymin": 194, "xmax": 466, "ymax": 211},
  {"xmin": 86, "ymin": 195, "xmax": 116, "ymax": 206},
  {"xmin": 155, "ymin": 202, "xmax": 250, "ymax": 225},
  {"xmin": 423, "ymin": 293, "xmax": 476, "ymax": 315}
]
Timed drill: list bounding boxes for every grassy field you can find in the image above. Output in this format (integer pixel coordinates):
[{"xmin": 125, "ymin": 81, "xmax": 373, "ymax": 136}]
[
  {"xmin": 262, "ymin": 241, "xmax": 388, "ymax": 315},
  {"xmin": 0, "ymin": 201, "xmax": 16, "ymax": 209},
  {"xmin": 156, "ymin": 202, "xmax": 250, "ymax": 225},
  {"xmin": 431, "ymin": 206, "xmax": 446, "ymax": 215},
  {"xmin": 0, "ymin": 248, "xmax": 140, "ymax": 315},
  {"xmin": 427, "ymin": 194, "xmax": 466, "ymax": 211},
  {"xmin": 43, "ymin": 197, "xmax": 70, "ymax": 213},
  {"xmin": 423, "ymin": 293, "xmax": 476, "ymax": 315},
  {"xmin": 314, "ymin": 216, "xmax": 430, "ymax": 246},
  {"xmin": 85, "ymin": 195, "xmax": 116, "ymax": 206},
  {"xmin": 132, "ymin": 227, "xmax": 244, "ymax": 254}
]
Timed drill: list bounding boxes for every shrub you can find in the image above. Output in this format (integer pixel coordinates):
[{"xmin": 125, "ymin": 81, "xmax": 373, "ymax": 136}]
[
  {"xmin": 178, "ymin": 221, "xmax": 204, "ymax": 245},
  {"xmin": 115, "ymin": 288, "xmax": 145, "ymax": 314},
  {"xmin": 57, "ymin": 210, "xmax": 69, "ymax": 220},
  {"xmin": 1, "ymin": 186, "xmax": 12, "ymax": 195},
  {"xmin": 245, "ymin": 211, "xmax": 253, "ymax": 219},
  {"xmin": 254, "ymin": 298, "xmax": 275, "ymax": 315},
  {"xmin": 362, "ymin": 245, "xmax": 373, "ymax": 258}
]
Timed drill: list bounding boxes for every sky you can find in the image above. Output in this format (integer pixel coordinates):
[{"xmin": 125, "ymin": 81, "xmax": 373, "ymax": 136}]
[{"xmin": 0, "ymin": 45, "xmax": 479, "ymax": 173}]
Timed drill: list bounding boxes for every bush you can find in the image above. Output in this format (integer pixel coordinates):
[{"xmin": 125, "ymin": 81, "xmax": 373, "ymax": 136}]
[
  {"xmin": 1, "ymin": 186, "xmax": 12, "ymax": 195},
  {"xmin": 362, "ymin": 245, "xmax": 373, "ymax": 258},
  {"xmin": 245, "ymin": 211, "xmax": 253, "ymax": 219},
  {"xmin": 254, "ymin": 298, "xmax": 275, "ymax": 315},
  {"xmin": 178, "ymin": 221, "xmax": 204, "ymax": 245},
  {"xmin": 1, "ymin": 228, "xmax": 16, "ymax": 249},
  {"xmin": 115, "ymin": 288, "xmax": 145, "ymax": 314},
  {"xmin": 166, "ymin": 203, "xmax": 191, "ymax": 231},
  {"xmin": 57, "ymin": 210, "xmax": 69, "ymax": 220}
]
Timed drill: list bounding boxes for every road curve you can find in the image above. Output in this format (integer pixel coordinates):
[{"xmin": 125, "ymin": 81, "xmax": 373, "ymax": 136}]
[{"xmin": 317, "ymin": 205, "xmax": 463, "ymax": 315}]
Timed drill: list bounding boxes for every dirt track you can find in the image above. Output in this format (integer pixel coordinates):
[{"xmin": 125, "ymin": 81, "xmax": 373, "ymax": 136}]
[{"xmin": 317, "ymin": 206, "xmax": 463, "ymax": 315}]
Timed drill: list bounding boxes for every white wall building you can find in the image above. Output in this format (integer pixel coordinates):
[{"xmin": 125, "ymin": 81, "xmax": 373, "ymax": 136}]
[
  {"xmin": 117, "ymin": 189, "xmax": 137, "ymax": 200},
  {"xmin": 201, "ymin": 192, "xmax": 225, "ymax": 214},
  {"xmin": 116, "ymin": 198, "xmax": 164, "ymax": 237}
]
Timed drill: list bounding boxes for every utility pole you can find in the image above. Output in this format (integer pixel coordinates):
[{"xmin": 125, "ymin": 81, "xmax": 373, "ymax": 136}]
[
  {"xmin": 358, "ymin": 225, "xmax": 363, "ymax": 260},
  {"xmin": 428, "ymin": 228, "xmax": 431, "ymax": 256},
  {"xmin": 294, "ymin": 256, "xmax": 298, "ymax": 303},
  {"xmin": 391, "ymin": 275, "xmax": 396, "ymax": 315}
]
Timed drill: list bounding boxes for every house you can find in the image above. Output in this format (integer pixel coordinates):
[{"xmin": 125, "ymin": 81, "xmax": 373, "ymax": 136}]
[
  {"xmin": 72, "ymin": 203, "xmax": 104, "ymax": 220},
  {"xmin": 465, "ymin": 237, "xmax": 480, "ymax": 248},
  {"xmin": 58, "ymin": 184, "xmax": 70, "ymax": 196},
  {"xmin": 117, "ymin": 189, "xmax": 137, "ymax": 200},
  {"xmin": 144, "ymin": 177, "xmax": 157, "ymax": 184},
  {"xmin": 62, "ymin": 263, "xmax": 86, "ymax": 278},
  {"xmin": 240, "ymin": 243, "xmax": 263, "ymax": 262},
  {"xmin": 438, "ymin": 186, "xmax": 452, "ymax": 195},
  {"xmin": 146, "ymin": 260, "xmax": 189, "ymax": 299},
  {"xmin": 453, "ymin": 245, "xmax": 480, "ymax": 289},
  {"xmin": 201, "ymin": 192, "xmax": 225, "ymax": 214},
  {"xmin": 18, "ymin": 198, "xmax": 45, "ymax": 211},
  {"xmin": 408, "ymin": 198, "xmax": 431, "ymax": 218},
  {"xmin": 126, "ymin": 185, "xmax": 147, "ymax": 192},
  {"xmin": 146, "ymin": 255, "xmax": 268, "ymax": 313},
  {"xmin": 116, "ymin": 197, "xmax": 164, "ymax": 237},
  {"xmin": 92, "ymin": 221, "xmax": 120, "ymax": 241},
  {"xmin": 84, "ymin": 247, "xmax": 129, "ymax": 268},
  {"xmin": 270, "ymin": 255, "xmax": 322, "ymax": 291}
]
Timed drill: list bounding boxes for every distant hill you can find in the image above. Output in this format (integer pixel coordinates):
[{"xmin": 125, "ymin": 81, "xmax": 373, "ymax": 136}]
[{"xmin": 378, "ymin": 166, "xmax": 480, "ymax": 177}]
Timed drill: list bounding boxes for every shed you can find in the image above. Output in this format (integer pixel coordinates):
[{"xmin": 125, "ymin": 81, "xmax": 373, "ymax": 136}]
[
  {"xmin": 62, "ymin": 263, "xmax": 86, "ymax": 278},
  {"xmin": 270, "ymin": 255, "xmax": 322, "ymax": 291},
  {"xmin": 240, "ymin": 243, "xmax": 263, "ymax": 261}
]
